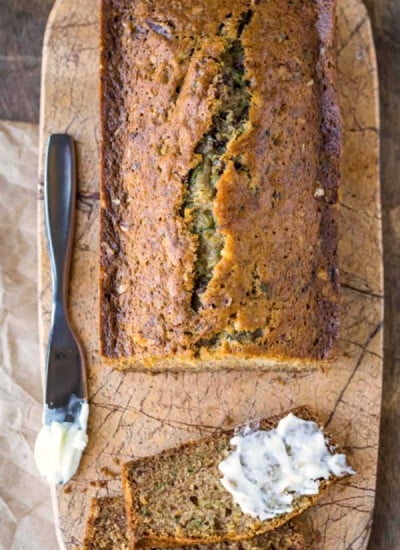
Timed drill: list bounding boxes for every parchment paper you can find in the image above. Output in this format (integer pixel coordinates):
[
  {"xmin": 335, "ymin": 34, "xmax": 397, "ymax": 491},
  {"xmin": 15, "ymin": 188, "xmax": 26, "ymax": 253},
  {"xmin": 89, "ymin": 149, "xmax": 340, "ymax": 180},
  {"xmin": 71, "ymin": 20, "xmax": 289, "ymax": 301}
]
[{"xmin": 0, "ymin": 120, "xmax": 57, "ymax": 550}]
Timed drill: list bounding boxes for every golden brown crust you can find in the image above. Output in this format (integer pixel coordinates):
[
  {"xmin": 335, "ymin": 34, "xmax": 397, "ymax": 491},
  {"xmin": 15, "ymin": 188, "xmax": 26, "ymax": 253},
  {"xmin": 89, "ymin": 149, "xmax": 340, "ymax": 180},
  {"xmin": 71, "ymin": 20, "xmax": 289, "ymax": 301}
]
[
  {"xmin": 100, "ymin": 0, "xmax": 341, "ymax": 369},
  {"xmin": 122, "ymin": 406, "xmax": 349, "ymax": 548},
  {"xmin": 122, "ymin": 463, "xmax": 137, "ymax": 550}
]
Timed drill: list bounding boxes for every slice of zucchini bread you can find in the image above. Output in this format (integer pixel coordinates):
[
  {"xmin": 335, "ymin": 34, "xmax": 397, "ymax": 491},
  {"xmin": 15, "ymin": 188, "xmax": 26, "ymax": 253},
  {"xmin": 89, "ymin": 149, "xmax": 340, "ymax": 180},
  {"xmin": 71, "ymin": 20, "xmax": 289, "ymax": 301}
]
[
  {"xmin": 122, "ymin": 407, "xmax": 353, "ymax": 548},
  {"xmin": 100, "ymin": 0, "xmax": 341, "ymax": 370},
  {"xmin": 83, "ymin": 496, "xmax": 305, "ymax": 549},
  {"xmin": 83, "ymin": 497, "xmax": 130, "ymax": 550}
]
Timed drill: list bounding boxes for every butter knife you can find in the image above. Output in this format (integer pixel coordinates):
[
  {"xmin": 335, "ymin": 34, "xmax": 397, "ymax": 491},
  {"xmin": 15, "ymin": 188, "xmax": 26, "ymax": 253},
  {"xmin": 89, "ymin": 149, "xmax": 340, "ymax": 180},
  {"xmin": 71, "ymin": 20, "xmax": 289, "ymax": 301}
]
[{"xmin": 35, "ymin": 134, "xmax": 89, "ymax": 485}]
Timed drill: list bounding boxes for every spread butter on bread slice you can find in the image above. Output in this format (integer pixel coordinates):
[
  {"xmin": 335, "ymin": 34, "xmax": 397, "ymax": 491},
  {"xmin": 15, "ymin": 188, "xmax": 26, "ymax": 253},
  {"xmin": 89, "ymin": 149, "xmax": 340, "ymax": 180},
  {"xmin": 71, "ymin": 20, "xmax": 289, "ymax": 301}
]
[{"xmin": 122, "ymin": 407, "xmax": 353, "ymax": 548}]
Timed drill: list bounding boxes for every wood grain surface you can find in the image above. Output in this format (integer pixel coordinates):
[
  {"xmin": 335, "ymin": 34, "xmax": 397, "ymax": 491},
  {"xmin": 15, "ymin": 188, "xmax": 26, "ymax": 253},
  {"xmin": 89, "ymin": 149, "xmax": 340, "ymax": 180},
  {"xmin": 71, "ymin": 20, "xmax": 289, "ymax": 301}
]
[
  {"xmin": 361, "ymin": 3, "xmax": 400, "ymax": 549},
  {"xmin": 0, "ymin": 0, "xmax": 54, "ymax": 122},
  {"xmin": 37, "ymin": 1, "xmax": 383, "ymax": 548}
]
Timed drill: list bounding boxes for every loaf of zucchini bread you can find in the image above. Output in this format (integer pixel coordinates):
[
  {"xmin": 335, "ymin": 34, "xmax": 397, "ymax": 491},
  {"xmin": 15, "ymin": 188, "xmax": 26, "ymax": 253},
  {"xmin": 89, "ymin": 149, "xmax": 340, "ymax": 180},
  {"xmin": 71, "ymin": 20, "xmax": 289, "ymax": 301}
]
[
  {"xmin": 121, "ymin": 407, "xmax": 353, "ymax": 548},
  {"xmin": 100, "ymin": 0, "xmax": 341, "ymax": 370},
  {"xmin": 82, "ymin": 496, "xmax": 306, "ymax": 549}
]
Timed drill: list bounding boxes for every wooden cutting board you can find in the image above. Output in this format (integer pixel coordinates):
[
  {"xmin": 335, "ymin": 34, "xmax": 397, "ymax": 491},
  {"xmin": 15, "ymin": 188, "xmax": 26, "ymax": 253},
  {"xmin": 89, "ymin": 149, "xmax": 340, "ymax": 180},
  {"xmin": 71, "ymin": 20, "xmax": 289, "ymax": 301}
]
[{"xmin": 38, "ymin": 1, "xmax": 382, "ymax": 548}]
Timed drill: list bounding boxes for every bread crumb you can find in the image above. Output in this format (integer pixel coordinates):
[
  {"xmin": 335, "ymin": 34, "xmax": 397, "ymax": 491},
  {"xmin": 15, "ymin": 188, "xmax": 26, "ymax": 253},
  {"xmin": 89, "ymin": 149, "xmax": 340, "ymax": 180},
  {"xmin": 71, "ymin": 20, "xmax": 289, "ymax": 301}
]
[{"xmin": 100, "ymin": 466, "xmax": 119, "ymax": 478}]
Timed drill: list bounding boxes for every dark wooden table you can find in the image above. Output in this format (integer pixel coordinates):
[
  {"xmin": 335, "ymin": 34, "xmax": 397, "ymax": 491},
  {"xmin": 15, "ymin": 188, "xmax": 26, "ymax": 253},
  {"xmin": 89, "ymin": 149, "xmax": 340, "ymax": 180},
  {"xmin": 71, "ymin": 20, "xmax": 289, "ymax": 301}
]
[{"xmin": 1, "ymin": 1, "xmax": 398, "ymax": 548}]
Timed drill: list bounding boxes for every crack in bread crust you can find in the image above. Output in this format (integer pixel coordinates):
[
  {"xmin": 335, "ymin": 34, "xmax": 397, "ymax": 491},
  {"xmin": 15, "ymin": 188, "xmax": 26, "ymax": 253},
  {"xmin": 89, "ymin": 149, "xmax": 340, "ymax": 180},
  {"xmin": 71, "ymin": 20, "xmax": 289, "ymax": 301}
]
[{"xmin": 181, "ymin": 11, "xmax": 253, "ymax": 313}]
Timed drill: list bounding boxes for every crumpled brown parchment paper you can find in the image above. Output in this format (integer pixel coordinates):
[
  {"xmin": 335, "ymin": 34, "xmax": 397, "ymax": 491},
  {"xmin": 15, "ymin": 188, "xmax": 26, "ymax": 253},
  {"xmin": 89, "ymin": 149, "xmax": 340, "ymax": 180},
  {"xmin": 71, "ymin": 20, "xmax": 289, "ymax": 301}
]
[{"xmin": 0, "ymin": 120, "xmax": 58, "ymax": 550}]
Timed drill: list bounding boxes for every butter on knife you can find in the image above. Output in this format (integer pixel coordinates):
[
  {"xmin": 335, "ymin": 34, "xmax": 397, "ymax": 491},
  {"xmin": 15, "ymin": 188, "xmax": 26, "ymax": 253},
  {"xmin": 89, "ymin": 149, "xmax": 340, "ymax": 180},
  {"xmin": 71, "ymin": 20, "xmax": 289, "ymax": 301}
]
[{"xmin": 35, "ymin": 396, "xmax": 88, "ymax": 485}]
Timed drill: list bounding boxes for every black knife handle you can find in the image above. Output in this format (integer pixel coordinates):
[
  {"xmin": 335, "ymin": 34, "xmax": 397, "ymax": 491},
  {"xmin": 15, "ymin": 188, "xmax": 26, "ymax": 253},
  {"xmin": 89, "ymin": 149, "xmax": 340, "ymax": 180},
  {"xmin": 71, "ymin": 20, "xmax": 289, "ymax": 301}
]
[
  {"xmin": 44, "ymin": 134, "xmax": 87, "ymax": 410},
  {"xmin": 44, "ymin": 134, "xmax": 76, "ymax": 309}
]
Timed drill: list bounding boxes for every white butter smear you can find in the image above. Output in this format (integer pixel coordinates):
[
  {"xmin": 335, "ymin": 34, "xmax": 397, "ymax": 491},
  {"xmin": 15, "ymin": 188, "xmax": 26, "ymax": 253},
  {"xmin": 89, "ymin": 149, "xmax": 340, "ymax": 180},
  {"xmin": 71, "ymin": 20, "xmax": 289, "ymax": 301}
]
[
  {"xmin": 219, "ymin": 413, "xmax": 355, "ymax": 520},
  {"xmin": 34, "ymin": 400, "xmax": 89, "ymax": 485}
]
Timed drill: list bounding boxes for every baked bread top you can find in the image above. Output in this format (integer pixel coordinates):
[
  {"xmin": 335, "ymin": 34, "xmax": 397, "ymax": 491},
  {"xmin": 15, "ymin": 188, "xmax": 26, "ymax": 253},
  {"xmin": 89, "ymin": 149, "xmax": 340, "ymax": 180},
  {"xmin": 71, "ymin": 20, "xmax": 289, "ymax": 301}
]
[{"xmin": 100, "ymin": 0, "xmax": 340, "ymax": 368}]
